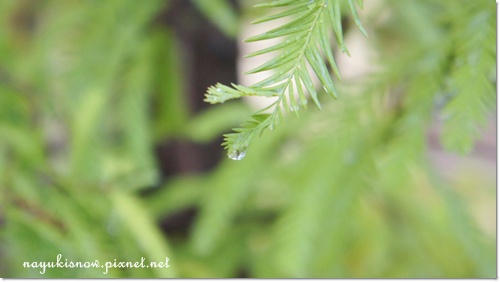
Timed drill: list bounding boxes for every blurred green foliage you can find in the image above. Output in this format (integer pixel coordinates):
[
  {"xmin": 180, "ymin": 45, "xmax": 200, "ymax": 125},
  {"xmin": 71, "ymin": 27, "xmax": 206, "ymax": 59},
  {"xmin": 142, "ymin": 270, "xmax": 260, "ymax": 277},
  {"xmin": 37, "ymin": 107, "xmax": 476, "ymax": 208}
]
[{"xmin": 0, "ymin": 0, "xmax": 496, "ymax": 278}]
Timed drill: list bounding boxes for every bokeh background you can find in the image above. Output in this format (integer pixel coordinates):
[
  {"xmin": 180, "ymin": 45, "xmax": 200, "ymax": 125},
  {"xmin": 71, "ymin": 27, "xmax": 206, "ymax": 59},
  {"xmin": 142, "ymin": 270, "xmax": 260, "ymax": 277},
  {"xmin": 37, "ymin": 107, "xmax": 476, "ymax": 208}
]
[{"xmin": 0, "ymin": 0, "xmax": 496, "ymax": 278}]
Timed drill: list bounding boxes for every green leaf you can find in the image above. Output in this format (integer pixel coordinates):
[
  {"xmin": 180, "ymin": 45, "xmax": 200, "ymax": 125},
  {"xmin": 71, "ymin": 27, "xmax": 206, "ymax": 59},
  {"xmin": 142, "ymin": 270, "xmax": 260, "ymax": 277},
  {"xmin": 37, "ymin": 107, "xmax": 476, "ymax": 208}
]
[
  {"xmin": 204, "ymin": 0, "xmax": 366, "ymax": 159},
  {"xmin": 191, "ymin": 0, "xmax": 239, "ymax": 38}
]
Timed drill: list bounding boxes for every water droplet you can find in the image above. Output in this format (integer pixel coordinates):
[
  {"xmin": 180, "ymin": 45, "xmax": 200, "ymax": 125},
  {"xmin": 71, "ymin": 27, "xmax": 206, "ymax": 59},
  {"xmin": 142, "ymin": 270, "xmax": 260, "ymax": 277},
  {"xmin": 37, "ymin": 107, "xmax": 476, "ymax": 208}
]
[
  {"xmin": 216, "ymin": 88, "xmax": 222, "ymax": 93},
  {"xmin": 343, "ymin": 150, "xmax": 356, "ymax": 165},
  {"xmin": 228, "ymin": 148, "xmax": 247, "ymax": 160},
  {"xmin": 307, "ymin": 0, "xmax": 326, "ymax": 9},
  {"xmin": 307, "ymin": 0, "xmax": 316, "ymax": 9},
  {"xmin": 468, "ymin": 52, "xmax": 480, "ymax": 67}
]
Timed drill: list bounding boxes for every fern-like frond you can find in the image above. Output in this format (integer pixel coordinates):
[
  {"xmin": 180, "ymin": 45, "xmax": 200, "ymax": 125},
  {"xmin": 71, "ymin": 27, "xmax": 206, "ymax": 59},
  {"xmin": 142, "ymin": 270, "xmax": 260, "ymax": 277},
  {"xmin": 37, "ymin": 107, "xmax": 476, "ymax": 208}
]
[
  {"xmin": 440, "ymin": 1, "xmax": 496, "ymax": 153},
  {"xmin": 204, "ymin": 0, "xmax": 366, "ymax": 159}
]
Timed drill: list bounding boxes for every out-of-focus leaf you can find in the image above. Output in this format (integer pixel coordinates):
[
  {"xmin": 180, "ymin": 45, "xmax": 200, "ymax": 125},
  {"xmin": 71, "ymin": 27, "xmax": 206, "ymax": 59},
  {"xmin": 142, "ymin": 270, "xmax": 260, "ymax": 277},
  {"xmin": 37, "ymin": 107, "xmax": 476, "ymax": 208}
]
[{"xmin": 191, "ymin": 0, "xmax": 239, "ymax": 38}]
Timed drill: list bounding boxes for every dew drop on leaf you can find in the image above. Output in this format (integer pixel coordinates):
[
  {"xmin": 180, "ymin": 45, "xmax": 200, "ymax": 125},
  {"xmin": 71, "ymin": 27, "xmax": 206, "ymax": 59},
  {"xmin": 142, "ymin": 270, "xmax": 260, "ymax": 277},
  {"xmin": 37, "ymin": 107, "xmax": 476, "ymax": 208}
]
[
  {"xmin": 228, "ymin": 148, "xmax": 247, "ymax": 160},
  {"xmin": 307, "ymin": 0, "xmax": 326, "ymax": 9},
  {"xmin": 307, "ymin": 0, "xmax": 316, "ymax": 9}
]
